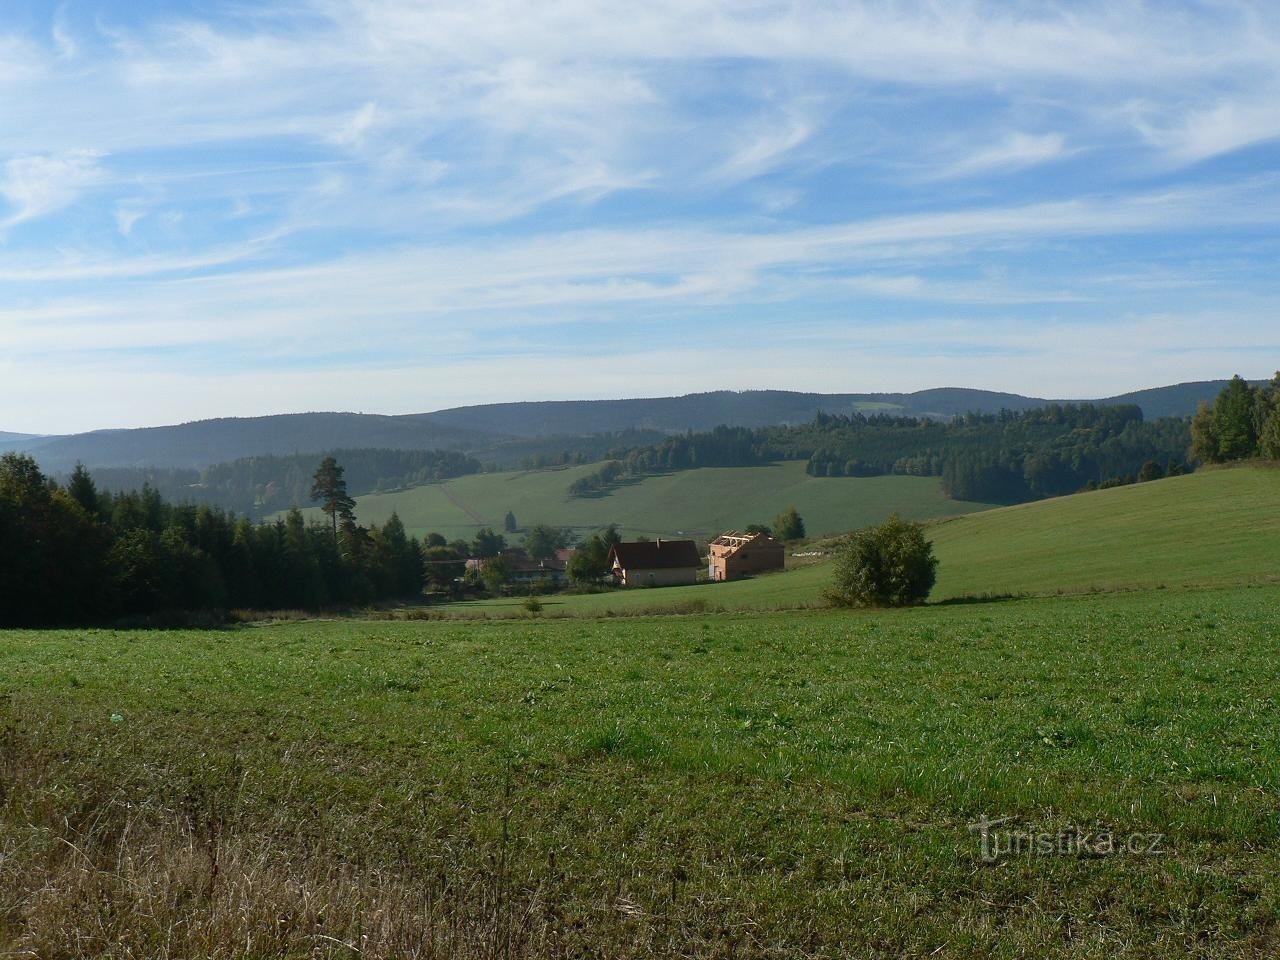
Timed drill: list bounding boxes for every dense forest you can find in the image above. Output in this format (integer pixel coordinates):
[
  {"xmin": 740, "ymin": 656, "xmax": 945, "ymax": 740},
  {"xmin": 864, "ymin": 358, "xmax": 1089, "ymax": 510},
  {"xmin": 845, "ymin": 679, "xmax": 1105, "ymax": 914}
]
[
  {"xmin": 0, "ymin": 454, "xmax": 428, "ymax": 626},
  {"xmin": 1190, "ymin": 373, "xmax": 1280, "ymax": 463},
  {"xmin": 569, "ymin": 405, "xmax": 1196, "ymax": 503}
]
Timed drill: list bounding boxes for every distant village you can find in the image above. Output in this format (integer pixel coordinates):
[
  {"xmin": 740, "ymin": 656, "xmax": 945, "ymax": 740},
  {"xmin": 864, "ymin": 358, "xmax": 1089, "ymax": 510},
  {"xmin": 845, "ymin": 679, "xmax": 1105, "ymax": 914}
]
[{"xmin": 465, "ymin": 530, "xmax": 790, "ymax": 592}]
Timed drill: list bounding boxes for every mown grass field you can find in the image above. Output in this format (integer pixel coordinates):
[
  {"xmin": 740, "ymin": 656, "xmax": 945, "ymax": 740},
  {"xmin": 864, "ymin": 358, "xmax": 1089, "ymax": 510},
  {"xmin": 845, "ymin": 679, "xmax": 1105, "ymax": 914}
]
[
  {"xmin": 317, "ymin": 460, "xmax": 996, "ymax": 540},
  {"xmin": 928, "ymin": 464, "xmax": 1280, "ymax": 598},
  {"xmin": 2, "ymin": 587, "xmax": 1278, "ymax": 957}
]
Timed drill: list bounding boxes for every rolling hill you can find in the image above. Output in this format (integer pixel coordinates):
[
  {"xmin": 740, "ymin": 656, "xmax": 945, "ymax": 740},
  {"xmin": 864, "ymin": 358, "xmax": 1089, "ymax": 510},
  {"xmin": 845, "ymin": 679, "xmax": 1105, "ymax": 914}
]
[
  {"xmin": 17, "ymin": 413, "xmax": 488, "ymax": 473},
  {"xmin": 446, "ymin": 463, "xmax": 1280, "ymax": 617},
  {"xmin": 7, "ymin": 379, "xmax": 1237, "ymax": 473},
  {"xmin": 927, "ymin": 463, "xmax": 1280, "ymax": 598},
  {"xmin": 419, "ymin": 381, "xmax": 1243, "ymax": 436},
  {"xmin": 313, "ymin": 460, "xmax": 999, "ymax": 541}
]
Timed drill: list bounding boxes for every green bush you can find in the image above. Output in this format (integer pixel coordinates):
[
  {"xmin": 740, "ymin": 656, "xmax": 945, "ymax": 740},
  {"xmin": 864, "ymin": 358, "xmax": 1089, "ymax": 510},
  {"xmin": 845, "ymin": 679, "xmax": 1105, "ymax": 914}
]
[{"xmin": 827, "ymin": 514, "xmax": 938, "ymax": 608}]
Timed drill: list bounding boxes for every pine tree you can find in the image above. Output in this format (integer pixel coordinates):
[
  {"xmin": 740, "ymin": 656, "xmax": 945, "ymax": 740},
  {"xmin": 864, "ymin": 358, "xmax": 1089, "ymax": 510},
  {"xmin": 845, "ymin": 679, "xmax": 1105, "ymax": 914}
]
[{"xmin": 310, "ymin": 456, "xmax": 356, "ymax": 541}]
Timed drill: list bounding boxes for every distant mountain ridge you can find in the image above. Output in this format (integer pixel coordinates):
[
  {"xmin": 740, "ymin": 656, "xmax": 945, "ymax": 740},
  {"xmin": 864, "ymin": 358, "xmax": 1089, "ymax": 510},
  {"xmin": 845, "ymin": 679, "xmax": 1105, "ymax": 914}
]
[
  {"xmin": 8, "ymin": 414, "xmax": 486, "ymax": 473},
  {"xmin": 418, "ymin": 381, "xmax": 1242, "ymax": 436},
  {"xmin": 4, "ymin": 380, "xmax": 1237, "ymax": 473}
]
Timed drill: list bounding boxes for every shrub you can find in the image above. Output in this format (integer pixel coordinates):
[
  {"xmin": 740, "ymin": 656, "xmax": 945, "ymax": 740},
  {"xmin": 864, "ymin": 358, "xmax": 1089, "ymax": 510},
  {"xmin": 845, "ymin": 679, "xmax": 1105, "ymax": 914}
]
[
  {"xmin": 522, "ymin": 595, "xmax": 543, "ymax": 614},
  {"xmin": 826, "ymin": 514, "xmax": 938, "ymax": 608}
]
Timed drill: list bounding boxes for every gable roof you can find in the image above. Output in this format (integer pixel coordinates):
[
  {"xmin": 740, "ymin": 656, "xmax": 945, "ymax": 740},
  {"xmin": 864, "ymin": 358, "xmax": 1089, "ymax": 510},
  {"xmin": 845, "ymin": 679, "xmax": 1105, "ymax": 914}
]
[{"xmin": 609, "ymin": 539, "xmax": 701, "ymax": 571}]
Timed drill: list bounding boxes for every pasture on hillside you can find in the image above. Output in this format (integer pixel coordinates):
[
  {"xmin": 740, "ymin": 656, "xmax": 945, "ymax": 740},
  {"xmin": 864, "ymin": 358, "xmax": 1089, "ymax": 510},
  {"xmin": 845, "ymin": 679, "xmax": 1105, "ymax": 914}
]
[
  {"xmin": 927, "ymin": 464, "xmax": 1280, "ymax": 598},
  {"xmin": 434, "ymin": 464, "xmax": 1280, "ymax": 618},
  {"xmin": 302, "ymin": 460, "xmax": 996, "ymax": 540},
  {"xmin": 2, "ymin": 586, "xmax": 1278, "ymax": 957}
]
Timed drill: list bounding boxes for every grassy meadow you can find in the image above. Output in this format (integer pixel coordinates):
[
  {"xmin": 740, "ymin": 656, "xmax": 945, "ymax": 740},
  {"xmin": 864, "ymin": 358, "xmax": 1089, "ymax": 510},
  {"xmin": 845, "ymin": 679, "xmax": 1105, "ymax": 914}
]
[
  {"xmin": 2, "ymin": 587, "xmax": 1278, "ymax": 956},
  {"xmin": 928, "ymin": 464, "xmax": 1280, "ymax": 598},
  {"xmin": 309, "ymin": 460, "xmax": 996, "ymax": 540},
  {"xmin": 4, "ymin": 464, "xmax": 1280, "ymax": 956}
]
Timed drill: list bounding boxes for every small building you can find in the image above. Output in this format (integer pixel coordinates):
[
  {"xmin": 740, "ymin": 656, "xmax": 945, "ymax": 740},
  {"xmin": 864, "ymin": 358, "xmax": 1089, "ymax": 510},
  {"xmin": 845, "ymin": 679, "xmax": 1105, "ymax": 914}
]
[
  {"xmin": 608, "ymin": 538, "xmax": 702, "ymax": 587},
  {"xmin": 707, "ymin": 531, "xmax": 785, "ymax": 582}
]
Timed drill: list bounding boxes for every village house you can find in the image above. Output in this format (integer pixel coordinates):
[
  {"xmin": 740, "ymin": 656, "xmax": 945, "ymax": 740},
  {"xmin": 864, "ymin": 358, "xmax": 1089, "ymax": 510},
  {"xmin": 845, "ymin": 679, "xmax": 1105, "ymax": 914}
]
[
  {"xmin": 608, "ymin": 538, "xmax": 702, "ymax": 587},
  {"xmin": 707, "ymin": 531, "xmax": 785, "ymax": 581}
]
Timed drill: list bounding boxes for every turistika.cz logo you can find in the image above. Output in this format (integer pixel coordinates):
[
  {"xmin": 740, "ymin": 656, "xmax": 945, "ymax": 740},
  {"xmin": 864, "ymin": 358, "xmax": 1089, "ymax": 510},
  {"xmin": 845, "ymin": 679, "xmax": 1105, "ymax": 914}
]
[{"xmin": 968, "ymin": 815, "xmax": 1165, "ymax": 864}]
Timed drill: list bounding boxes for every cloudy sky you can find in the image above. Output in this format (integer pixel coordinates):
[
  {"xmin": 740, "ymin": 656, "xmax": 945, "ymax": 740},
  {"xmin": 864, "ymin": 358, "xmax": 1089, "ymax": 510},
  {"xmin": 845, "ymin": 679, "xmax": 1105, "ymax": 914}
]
[{"xmin": 1, "ymin": 0, "xmax": 1278, "ymax": 433}]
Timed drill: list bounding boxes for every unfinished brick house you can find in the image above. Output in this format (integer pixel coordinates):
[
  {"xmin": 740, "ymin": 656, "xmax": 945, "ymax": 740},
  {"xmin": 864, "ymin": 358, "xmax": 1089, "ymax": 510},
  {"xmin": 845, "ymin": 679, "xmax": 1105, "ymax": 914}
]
[
  {"xmin": 608, "ymin": 538, "xmax": 702, "ymax": 587},
  {"xmin": 707, "ymin": 531, "xmax": 785, "ymax": 582}
]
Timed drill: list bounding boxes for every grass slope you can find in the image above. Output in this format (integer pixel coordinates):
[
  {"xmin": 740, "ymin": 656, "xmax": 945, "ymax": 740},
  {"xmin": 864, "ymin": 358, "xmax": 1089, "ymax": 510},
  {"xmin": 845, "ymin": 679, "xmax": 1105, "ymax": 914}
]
[
  {"xmin": 3, "ymin": 587, "xmax": 1279, "ymax": 956},
  {"xmin": 929, "ymin": 464, "xmax": 1280, "ymax": 599},
  {"xmin": 447, "ymin": 464, "xmax": 1280, "ymax": 619},
  {"xmin": 335, "ymin": 460, "xmax": 995, "ymax": 540}
]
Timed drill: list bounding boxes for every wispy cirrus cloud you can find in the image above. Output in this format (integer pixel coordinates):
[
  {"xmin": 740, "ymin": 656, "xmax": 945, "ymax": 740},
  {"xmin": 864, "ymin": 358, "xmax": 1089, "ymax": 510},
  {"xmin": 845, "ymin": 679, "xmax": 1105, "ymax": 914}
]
[
  {"xmin": 0, "ymin": 149, "xmax": 104, "ymax": 228},
  {"xmin": 928, "ymin": 132, "xmax": 1073, "ymax": 180}
]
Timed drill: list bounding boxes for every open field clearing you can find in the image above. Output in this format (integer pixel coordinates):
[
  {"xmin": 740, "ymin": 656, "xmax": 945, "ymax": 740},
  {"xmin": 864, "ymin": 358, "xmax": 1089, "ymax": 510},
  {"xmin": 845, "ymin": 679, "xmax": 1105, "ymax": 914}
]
[
  {"xmin": 313, "ymin": 461, "xmax": 997, "ymax": 540},
  {"xmin": 928, "ymin": 464, "xmax": 1280, "ymax": 599},
  {"xmin": 2, "ymin": 586, "xmax": 1279, "ymax": 957},
  {"xmin": 432, "ymin": 464, "xmax": 1280, "ymax": 619}
]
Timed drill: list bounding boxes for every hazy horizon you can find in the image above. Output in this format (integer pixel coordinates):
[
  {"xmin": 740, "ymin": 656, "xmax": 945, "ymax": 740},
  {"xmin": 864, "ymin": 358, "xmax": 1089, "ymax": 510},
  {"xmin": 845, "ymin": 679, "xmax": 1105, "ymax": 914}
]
[{"xmin": 7, "ymin": 374, "xmax": 1274, "ymax": 437}]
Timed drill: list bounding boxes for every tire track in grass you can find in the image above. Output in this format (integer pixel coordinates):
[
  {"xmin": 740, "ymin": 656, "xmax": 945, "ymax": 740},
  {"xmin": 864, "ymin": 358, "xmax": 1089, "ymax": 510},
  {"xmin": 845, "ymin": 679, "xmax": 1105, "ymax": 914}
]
[{"xmin": 439, "ymin": 481, "xmax": 487, "ymax": 525}]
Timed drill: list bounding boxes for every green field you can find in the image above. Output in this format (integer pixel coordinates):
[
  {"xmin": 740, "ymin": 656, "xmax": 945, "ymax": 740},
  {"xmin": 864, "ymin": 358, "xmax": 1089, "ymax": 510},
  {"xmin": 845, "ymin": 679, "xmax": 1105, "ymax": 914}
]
[
  {"xmin": 436, "ymin": 464, "xmax": 1280, "ymax": 618},
  {"xmin": 3, "ymin": 587, "xmax": 1278, "ymax": 956},
  {"xmin": 317, "ymin": 460, "xmax": 996, "ymax": 540},
  {"xmin": 7, "ymin": 464, "xmax": 1280, "ymax": 956},
  {"xmin": 929, "ymin": 464, "xmax": 1280, "ymax": 598}
]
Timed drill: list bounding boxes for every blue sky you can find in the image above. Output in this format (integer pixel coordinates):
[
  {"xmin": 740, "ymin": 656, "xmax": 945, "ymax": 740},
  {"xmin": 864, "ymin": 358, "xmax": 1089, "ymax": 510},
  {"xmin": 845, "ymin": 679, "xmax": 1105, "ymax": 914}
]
[{"xmin": 1, "ymin": 1, "xmax": 1278, "ymax": 433}]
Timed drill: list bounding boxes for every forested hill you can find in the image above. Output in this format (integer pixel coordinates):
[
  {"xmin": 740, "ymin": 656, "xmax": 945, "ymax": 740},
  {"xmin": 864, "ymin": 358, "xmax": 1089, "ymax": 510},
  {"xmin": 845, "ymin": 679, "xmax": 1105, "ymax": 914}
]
[
  {"xmin": 6, "ymin": 380, "xmax": 1241, "ymax": 473},
  {"xmin": 422, "ymin": 388, "xmax": 1045, "ymax": 436},
  {"xmin": 422, "ymin": 382, "xmax": 1237, "ymax": 437},
  {"xmin": 18, "ymin": 413, "xmax": 489, "ymax": 473},
  {"xmin": 568, "ymin": 405, "xmax": 1196, "ymax": 505}
]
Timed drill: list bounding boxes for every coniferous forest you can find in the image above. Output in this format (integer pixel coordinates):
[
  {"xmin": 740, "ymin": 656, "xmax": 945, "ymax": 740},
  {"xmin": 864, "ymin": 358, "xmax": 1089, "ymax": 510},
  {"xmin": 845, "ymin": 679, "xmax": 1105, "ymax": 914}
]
[
  {"xmin": 0, "ymin": 453, "xmax": 425, "ymax": 627},
  {"xmin": 569, "ymin": 404, "xmax": 1197, "ymax": 502}
]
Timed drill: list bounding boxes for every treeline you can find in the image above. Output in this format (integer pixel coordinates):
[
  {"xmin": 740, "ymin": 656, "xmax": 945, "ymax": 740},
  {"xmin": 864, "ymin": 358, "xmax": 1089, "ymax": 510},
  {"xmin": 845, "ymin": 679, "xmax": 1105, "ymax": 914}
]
[
  {"xmin": 569, "ymin": 405, "xmax": 1194, "ymax": 504},
  {"xmin": 64, "ymin": 448, "xmax": 482, "ymax": 519},
  {"xmin": 0, "ymin": 454, "xmax": 425, "ymax": 627},
  {"xmin": 1191, "ymin": 374, "xmax": 1280, "ymax": 463}
]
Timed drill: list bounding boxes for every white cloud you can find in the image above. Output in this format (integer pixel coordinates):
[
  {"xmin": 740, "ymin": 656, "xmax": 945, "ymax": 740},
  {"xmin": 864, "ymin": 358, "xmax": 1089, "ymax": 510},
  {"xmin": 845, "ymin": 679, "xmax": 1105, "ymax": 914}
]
[
  {"xmin": 0, "ymin": 149, "xmax": 104, "ymax": 228},
  {"xmin": 2, "ymin": 178, "xmax": 1275, "ymax": 360},
  {"xmin": 51, "ymin": 6, "xmax": 78, "ymax": 60},
  {"xmin": 931, "ymin": 132, "xmax": 1072, "ymax": 179},
  {"xmin": 1142, "ymin": 95, "xmax": 1280, "ymax": 165},
  {"xmin": 714, "ymin": 113, "xmax": 815, "ymax": 183},
  {"xmin": 114, "ymin": 202, "xmax": 145, "ymax": 237},
  {"xmin": 329, "ymin": 101, "xmax": 380, "ymax": 148}
]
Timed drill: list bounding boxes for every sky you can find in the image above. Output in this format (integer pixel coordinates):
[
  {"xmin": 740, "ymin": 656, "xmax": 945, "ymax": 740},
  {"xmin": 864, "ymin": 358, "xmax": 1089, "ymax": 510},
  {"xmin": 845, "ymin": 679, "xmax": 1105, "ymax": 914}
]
[{"xmin": 1, "ymin": 1, "xmax": 1278, "ymax": 434}]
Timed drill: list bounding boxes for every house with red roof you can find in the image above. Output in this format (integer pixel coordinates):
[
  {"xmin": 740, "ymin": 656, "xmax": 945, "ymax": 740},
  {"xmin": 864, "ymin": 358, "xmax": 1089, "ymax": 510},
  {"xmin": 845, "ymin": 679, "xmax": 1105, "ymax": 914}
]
[{"xmin": 607, "ymin": 538, "xmax": 702, "ymax": 587}]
